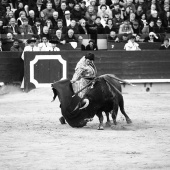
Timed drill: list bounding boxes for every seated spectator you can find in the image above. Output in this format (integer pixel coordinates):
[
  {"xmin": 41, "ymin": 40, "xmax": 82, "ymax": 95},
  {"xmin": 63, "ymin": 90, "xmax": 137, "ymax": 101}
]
[
  {"xmin": 49, "ymin": 40, "xmax": 60, "ymax": 51},
  {"xmin": 154, "ymin": 19, "xmax": 165, "ymax": 34},
  {"xmin": 28, "ymin": 10, "xmax": 36, "ymax": 26},
  {"xmin": 135, "ymin": 5, "xmax": 144, "ymax": 20},
  {"xmin": 129, "ymin": 13, "xmax": 137, "ymax": 24},
  {"xmin": 78, "ymin": 19, "xmax": 89, "ymax": 34},
  {"xmin": 42, "ymin": 2, "xmax": 55, "ymax": 20},
  {"xmin": 131, "ymin": 20, "xmax": 142, "ymax": 35},
  {"xmin": 19, "ymin": 18, "xmax": 33, "ymax": 36},
  {"xmin": 52, "ymin": 29, "xmax": 66, "ymax": 44},
  {"xmin": 5, "ymin": 18, "xmax": 20, "ymax": 36},
  {"xmin": 144, "ymin": 32, "xmax": 160, "ymax": 42},
  {"xmin": 112, "ymin": 11, "xmax": 124, "ymax": 33},
  {"xmin": 160, "ymin": 5, "xmax": 170, "ymax": 30},
  {"xmin": 49, "ymin": 11, "xmax": 59, "ymax": 28},
  {"xmin": 14, "ymin": 2, "xmax": 26, "ymax": 20},
  {"xmin": 1, "ymin": 33, "xmax": 15, "ymax": 51},
  {"xmin": 78, "ymin": 36, "xmax": 86, "ymax": 51},
  {"xmin": 124, "ymin": 35, "xmax": 141, "ymax": 51},
  {"xmin": 148, "ymin": 20, "xmax": 156, "ymax": 33},
  {"xmin": 104, "ymin": 18, "xmax": 117, "ymax": 34},
  {"xmin": 101, "ymin": 13, "xmax": 109, "ymax": 27},
  {"xmin": 80, "ymin": 1, "xmax": 87, "ymax": 17},
  {"xmin": 111, "ymin": 3, "xmax": 121, "ymax": 18},
  {"xmin": 58, "ymin": 2, "xmax": 67, "ymax": 20},
  {"xmin": 119, "ymin": 20, "xmax": 134, "ymax": 35},
  {"xmin": 44, "ymin": 19, "xmax": 55, "ymax": 34},
  {"xmin": 0, "ymin": 39, "xmax": 5, "ymax": 51},
  {"xmin": 94, "ymin": 16, "xmax": 104, "ymax": 34},
  {"xmin": 122, "ymin": 0, "xmax": 136, "ymax": 14},
  {"xmin": 71, "ymin": 4, "xmax": 83, "ymax": 22},
  {"xmin": 64, "ymin": 29, "xmax": 78, "ymax": 43},
  {"xmin": 40, "ymin": 26, "xmax": 51, "ymax": 40},
  {"xmin": 17, "ymin": 11, "xmax": 27, "ymax": 26},
  {"xmin": 159, "ymin": 38, "xmax": 170, "ymax": 50},
  {"xmin": 63, "ymin": 10, "xmax": 71, "ymax": 27},
  {"xmin": 3, "ymin": 10, "xmax": 14, "ymax": 26},
  {"xmin": 32, "ymin": 18, "xmax": 43, "ymax": 35},
  {"xmin": 147, "ymin": 8, "xmax": 159, "ymax": 24},
  {"xmin": 66, "ymin": 0, "xmax": 75, "ymax": 12},
  {"xmin": 56, "ymin": 19, "xmax": 67, "ymax": 34},
  {"xmin": 38, "ymin": 36, "xmax": 51, "ymax": 51},
  {"xmin": 85, "ymin": 5, "xmax": 97, "ymax": 22},
  {"xmin": 135, "ymin": 34, "xmax": 144, "ymax": 42},
  {"xmin": 10, "ymin": 39, "xmax": 23, "ymax": 52},
  {"xmin": 89, "ymin": 0, "xmax": 98, "ymax": 12},
  {"xmin": 34, "ymin": 0, "xmax": 44, "ymax": 18},
  {"xmin": 0, "ymin": 20, "xmax": 6, "ymax": 35},
  {"xmin": 107, "ymin": 31, "xmax": 119, "ymax": 42},
  {"xmin": 97, "ymin": 0, "xmax": 112, "ymax": 17},
  {"xmin": 119, "ymin": 33, "xmax": 129, "ymax": 43},
  {"xmin": 123, "ymin": 6, "xmax": 133, "ymax": 21},
  {"xmin": 97, "ymin": 4, "xmax": 112, "ymax": 20},
  {"xmin": 86, "ymin": 39, "xmax": 98, "ymax": 50},
  {"xmin": 67, "ymin": 19, "xmax": 79, "ymax": 34}
]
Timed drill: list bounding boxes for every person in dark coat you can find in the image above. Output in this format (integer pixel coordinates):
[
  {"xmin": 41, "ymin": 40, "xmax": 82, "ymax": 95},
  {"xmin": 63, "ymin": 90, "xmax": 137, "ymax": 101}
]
[
  {"xmin": 64, "ymin": 29, "xmax": 78, "ymax": 43},
  {"xmin": 159, "ymin": 38, "xmax": 170, "ymax": 50},
  {"xmin": 78, "ymin": 19, "xmax": 89, "ymax": 34},
  {"xmin": 14, "ymin": 2, "xmax": 26, "ymax": 20},
  {"xmin": 10, "ymin": 39, "xmax": 23, "ymax": 52},
  {"xmin": 86, "ymin": 39, "xmax": 98, "ymax": 50},
  {"xmin": 32, "ymin": 18, "xmax": 43, "ymax": 35},
  {"xmin": 71, "ymin": 4, "xmax": 83, "ymax": 22}
]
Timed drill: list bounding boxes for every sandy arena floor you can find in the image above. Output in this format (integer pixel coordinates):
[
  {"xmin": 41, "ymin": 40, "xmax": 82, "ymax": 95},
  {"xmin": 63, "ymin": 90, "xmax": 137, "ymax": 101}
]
[{"xmin": 0, "ymin": 86, "xmax": 170, "ymax": 170}]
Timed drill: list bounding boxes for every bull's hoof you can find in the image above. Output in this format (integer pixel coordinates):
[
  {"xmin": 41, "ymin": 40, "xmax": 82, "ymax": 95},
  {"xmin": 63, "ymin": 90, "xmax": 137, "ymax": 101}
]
[
  {"xmin": 98, "ymin": 126, "xmax": 104, "ymax": 130},
  {"xmin": 126, "ymin": 118, "xmax": 132, "ymax": 124},
  {"xmin": 59, "ymin": 117, "xmax": 66, "ymax": 124}
]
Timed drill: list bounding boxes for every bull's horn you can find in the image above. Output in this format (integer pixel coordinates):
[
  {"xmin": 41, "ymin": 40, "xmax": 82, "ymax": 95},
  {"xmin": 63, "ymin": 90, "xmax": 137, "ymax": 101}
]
[{"xmin": 79, "ymin": 99, "xmax": 89, "ymax": 110}]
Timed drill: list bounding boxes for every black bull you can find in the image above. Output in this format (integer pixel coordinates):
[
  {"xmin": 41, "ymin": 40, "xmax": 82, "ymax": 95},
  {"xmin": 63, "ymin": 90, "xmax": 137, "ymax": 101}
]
[{"xmin": 52, "ymin": 74, "xmax": 132, "ymax": 129}]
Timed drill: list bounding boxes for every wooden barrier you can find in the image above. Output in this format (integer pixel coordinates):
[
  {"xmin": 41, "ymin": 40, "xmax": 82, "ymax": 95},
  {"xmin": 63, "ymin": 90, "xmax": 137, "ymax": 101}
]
[
  {"xmin": 0, "ymin": 52, "xmax": 23, "ymax": 83},
  {"xmin": 23, "ymin": 51, "xmax": 170, "ymax": 92},
  {"xmin": 0, "ymin": 51, "xmax": 170, "ymax": 91}
]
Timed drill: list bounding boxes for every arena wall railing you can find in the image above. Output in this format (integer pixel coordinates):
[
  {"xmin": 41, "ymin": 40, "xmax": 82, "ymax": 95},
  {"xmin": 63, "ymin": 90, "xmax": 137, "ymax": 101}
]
[{"xmin": 0, "ymin": 51, "xmax": 170, "ymax": 92}]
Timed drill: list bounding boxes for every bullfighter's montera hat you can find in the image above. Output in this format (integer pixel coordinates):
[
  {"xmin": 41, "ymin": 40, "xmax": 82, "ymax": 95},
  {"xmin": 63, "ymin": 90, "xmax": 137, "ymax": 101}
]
[{"xmin": 85, "ymin": 53, "xmax": 95, "ymax": 61}]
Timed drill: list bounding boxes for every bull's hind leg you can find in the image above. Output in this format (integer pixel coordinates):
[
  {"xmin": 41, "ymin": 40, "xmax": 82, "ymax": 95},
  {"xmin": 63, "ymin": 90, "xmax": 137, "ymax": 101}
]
[
  {"xmin": 119, "ymin": 96, "xmax": 132, "ymax": 124},
  {"xmin": 96, "ymin": 111, "xmax": 104, "ymax": 130},
  {"xmin": 111, "ymin": 105, "xmax": 118, "ymax": 125},
  {"xmin": 105, "ymin": 112, "xmax": 111, "ymax": 127}
]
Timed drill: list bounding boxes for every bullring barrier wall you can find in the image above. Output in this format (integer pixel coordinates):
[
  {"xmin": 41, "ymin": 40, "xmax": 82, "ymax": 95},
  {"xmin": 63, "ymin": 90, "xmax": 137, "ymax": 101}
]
[{"xmin": 0, "ymin": 51, "xmax": 170, "ymax": 92}]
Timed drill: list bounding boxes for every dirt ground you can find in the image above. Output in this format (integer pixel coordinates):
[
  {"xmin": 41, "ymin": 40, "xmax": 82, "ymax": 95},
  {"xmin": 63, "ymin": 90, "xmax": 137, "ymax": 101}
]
[{"xmin": 0, "ymin": 86, "xmax": 170, "ymax": 170}]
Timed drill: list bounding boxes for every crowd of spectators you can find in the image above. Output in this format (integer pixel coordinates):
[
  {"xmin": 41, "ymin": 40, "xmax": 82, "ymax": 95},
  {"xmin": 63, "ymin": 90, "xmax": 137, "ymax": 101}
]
[{"xmin": 0, "ymin": 0, "xmax": 170, "ymax": 51}]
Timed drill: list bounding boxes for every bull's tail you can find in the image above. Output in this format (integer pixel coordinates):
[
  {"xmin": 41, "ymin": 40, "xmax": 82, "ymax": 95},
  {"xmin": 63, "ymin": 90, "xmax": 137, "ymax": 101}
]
[{"xmin": 105, "ymin": 74, "xmax": 136, "ymax": 86}]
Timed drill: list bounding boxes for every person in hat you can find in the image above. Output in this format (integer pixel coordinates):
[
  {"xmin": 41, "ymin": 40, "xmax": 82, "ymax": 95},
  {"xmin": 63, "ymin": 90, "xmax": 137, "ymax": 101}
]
[
  {"xmin": 63, "ymin": 10, "xmax": 71, "ymax": 27},
  {"xmin": 71, "ymin": 52, "xmax": 97, "ymax": 98},
  {"xmin": 124, "ymin": 35, "xmax": 141, "ymax": 51},
  {"xmin": 49, "ymin": 40, "xmax": 60, "ymax": 51},
  {"xmin": 86, "ymin": 39, "xmax": 98, "ymax": 50},
  {"xmin": 21, "ymin": 39, "xmax": 39, "ymax": 60},
  {"xmin": 159, "ymin": 38, "xmax": 170, "ymax": 50}
]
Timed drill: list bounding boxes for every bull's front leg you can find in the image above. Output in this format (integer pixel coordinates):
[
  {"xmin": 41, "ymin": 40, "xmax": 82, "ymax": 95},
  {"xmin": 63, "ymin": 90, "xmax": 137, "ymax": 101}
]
[{"xmin": 96, "ymin": 111, "xmax": 104, "ymax": 130}]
